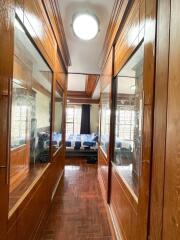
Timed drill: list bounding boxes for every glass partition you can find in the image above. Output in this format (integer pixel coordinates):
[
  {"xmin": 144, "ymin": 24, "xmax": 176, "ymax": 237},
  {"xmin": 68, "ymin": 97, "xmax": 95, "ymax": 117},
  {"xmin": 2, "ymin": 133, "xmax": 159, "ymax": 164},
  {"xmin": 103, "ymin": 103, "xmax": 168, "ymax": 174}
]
[
  {"xmin": 52, "ymin": 83, "xmax": 63, "ymax": 153},
  {"xmin": 100, "ymin": 84, "xmax": 111, "ymax": 155},
  {"xmin": 113, "ymin": 44, "xmax": 144, "ymax": 197},
  {"xmin": 9, "ymin": 18, "xmax": 52, "ymax": 206}
]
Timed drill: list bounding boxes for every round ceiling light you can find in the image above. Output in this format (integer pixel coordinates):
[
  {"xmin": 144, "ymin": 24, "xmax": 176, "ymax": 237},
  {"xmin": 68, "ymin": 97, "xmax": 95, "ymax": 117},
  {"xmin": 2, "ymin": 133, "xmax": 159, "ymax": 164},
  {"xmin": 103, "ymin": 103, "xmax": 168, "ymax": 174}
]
[{"xmin": 72, "ymin": 13, "xmax": 99, "ymax": 41}]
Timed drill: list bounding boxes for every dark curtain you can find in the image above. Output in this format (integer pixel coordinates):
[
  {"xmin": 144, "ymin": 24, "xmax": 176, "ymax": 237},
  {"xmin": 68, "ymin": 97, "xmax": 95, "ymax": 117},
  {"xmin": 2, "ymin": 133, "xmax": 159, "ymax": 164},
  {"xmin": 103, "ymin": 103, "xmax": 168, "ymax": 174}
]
[{"xmin": 80, "ymin": 104, "xmax": 90, "ymax": 134}]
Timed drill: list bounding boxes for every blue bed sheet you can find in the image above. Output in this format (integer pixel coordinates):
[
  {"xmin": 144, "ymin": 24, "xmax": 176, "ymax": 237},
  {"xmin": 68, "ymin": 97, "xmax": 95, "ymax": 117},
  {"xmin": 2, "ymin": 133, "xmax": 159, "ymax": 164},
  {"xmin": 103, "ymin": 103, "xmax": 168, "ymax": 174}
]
[{"xmin": 66, "ymin": 134, "xmax": 98, "ymax": 149}]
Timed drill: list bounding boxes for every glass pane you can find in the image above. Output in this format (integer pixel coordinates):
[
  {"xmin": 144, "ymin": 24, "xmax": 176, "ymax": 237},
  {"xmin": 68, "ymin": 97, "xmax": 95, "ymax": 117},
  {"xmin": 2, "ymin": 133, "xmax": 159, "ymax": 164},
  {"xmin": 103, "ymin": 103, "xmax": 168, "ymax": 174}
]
[
  {"xmin": 74, "ymin": 106, "xmax": 82, "ymax": 134},
  {"xmin": 66, "ymin": 106, "xmax": 82, "ymax": 136},
  {"xmin": 100, "ymin": 84, "xmax": 111, "ymax": 155},
  {"xmin": 52, "ymin": 83, "xmax": 63, "ymax": 153},
  {"xmin": 11, "ymin": 18, "xmax": 52, "ymax": 169},
  {"xmin": 113, "ymin": 43, "xmax": 144, "ymax": 197}
]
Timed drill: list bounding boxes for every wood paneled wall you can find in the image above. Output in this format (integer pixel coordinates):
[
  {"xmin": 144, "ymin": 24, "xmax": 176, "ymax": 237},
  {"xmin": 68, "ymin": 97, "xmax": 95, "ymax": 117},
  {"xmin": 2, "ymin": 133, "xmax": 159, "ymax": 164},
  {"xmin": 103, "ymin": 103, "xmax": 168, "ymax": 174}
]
[
  {"xmin": 0, "ymin": 0, "xmax": 69, "ymax": 239},
  {"xmin": 10, "ymin": 145, "xmax": 30, "ymax": 193},
  {"xmin": 98, "ymin": 0, "xmax": 157, "ymax": 239},
  {"xmin": 98, "ymin": 49, "xmax": 113, "ymax": 202},
  {"xmin": 114, "ymin": 0, "xmax": 145, "ymax": 76},
  {"xmin": 0, "ymin": 1, "xmax": 15, "ymax": 238}
]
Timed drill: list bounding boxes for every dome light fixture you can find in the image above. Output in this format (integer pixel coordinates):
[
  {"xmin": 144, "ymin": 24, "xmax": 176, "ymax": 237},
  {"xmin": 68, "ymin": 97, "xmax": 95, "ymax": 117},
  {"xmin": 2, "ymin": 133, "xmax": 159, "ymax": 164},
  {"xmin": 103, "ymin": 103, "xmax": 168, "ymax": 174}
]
[{"xmin": 72, "ymin": 13, "xmax": 99, "ymax": 41}]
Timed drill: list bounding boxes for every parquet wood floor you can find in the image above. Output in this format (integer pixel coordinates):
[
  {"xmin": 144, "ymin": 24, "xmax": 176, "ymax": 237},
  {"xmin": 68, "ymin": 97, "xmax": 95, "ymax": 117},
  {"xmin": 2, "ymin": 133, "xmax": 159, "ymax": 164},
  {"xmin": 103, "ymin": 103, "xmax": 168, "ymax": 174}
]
[{"xmin": 40, "ymin": 158, "xmax": 112, "ymax": 240}]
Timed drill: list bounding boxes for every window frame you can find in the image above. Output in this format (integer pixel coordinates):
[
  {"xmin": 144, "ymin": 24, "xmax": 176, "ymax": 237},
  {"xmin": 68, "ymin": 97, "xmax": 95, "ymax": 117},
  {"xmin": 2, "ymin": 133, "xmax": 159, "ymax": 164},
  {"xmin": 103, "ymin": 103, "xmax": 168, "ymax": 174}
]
[{"xmin": 66, "ymin": 105, "xmax": 82, "ymax": 136}]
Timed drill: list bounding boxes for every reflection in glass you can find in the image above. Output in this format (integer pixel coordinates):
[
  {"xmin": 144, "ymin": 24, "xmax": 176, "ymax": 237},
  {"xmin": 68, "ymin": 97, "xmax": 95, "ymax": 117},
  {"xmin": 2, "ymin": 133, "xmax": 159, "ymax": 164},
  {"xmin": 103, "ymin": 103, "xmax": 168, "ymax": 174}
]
[
  {"xmin": 113, "ymin": 44, "xmax": 144, "ymax": 197},
  {"xmin": 100, "ymin": 84, "xmax": 111, "ymax": 155},
  {"xmin": 52, "ymin": 83, "xmax": 63, "ymax": 153},
  {"xmin": 11, "ymin": 18, "xmax": 52, "ymax": 168},
  {"xmin": 66, "ymin": 106, "xmax": 82, "ymax": 136}
]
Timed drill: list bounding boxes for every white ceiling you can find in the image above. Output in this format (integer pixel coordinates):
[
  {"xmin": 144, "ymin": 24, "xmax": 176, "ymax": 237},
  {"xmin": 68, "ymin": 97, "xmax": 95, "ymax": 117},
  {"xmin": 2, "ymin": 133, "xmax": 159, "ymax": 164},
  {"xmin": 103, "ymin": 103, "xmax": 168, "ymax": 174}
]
[
  {"xmin": 59, "ymin": 0, "xmax": 115, "ymax": 75},
  {"xmin": 68, "ymin": 74, "xmax": 86, "ymax": 91}
]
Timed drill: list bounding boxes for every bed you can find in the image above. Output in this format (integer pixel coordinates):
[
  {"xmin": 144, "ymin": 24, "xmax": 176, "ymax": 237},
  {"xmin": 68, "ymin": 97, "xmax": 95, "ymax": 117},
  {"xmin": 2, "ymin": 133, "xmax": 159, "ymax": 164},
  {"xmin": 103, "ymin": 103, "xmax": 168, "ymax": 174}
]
[{"xmin": 65, "ymin": 133, "xmax": 98, "ymax": 158}]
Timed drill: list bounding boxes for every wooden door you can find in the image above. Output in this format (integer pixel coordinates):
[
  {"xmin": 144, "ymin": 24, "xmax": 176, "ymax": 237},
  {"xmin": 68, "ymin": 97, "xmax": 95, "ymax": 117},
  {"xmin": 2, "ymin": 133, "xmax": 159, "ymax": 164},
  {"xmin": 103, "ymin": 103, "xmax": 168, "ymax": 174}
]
[{"xmin": 0, "ymin": 1, "xmax": 15, "ymax": 239}]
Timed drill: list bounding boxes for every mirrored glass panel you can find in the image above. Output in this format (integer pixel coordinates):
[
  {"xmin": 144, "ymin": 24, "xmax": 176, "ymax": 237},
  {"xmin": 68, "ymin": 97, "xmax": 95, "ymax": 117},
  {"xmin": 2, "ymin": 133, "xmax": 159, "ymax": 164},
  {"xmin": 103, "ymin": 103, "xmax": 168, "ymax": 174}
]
[
  {"xmin": 100, "ymin": 84, "xmax": 111, "ymax": 155},
  {"xmin": 113, "ymin": 44, "xmax": 144, "ymax": 197},
  {"xmin": 52, "ymin": 83, "xmax": 63, "ymax": 153},
  {"xmin": 10, "ymin": 18, "xmax": 52, "ymax": 196}
]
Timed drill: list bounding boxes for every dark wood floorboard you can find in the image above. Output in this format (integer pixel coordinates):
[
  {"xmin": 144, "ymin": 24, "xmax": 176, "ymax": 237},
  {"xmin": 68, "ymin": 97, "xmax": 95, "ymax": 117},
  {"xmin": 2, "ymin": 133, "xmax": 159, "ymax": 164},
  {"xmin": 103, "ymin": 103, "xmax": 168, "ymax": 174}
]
[{"xmin": 40, "ymin": 158, "xmax": 112, "ymax": 240}]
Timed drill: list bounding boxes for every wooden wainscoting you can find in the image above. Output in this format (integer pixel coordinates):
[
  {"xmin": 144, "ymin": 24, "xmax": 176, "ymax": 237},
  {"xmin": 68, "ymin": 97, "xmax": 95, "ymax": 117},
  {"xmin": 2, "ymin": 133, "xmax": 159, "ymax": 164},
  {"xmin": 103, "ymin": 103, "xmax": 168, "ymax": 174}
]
[
  {"xmin": 7, "ymin": 147, "xmax": 65, "ymax": 240},
  {"xmin": 10, "ymin": 144, "xmax": 30, "ymax": 192},
  {"xmin": 98, "ymin": 146, "xmax": 109, "ymax": 201},
  {"xmin": 110, "ymin": 165, "xmax": 138, "ymax": 240}
]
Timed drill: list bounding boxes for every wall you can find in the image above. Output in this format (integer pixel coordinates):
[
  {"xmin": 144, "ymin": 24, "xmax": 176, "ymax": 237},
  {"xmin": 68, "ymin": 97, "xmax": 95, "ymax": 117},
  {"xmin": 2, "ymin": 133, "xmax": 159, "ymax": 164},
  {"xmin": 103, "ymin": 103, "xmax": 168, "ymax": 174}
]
[
  {"xmin": 54, "ymin": 102, "xmax": 62, "ymax": 132},
  {"xmin": 90, "ymin": 104, "xmax": 99, "ymax": 133},
  {"xmin": 98, "ymin": 0, "xmax": 157, "ymax": 239},
  {"xmin": 0, "ymin": 0, "xmax": 69, "ymax": 239},
  {"xmin": 36, "ymin": 90, "xmax": 51, "ymax": 129}
]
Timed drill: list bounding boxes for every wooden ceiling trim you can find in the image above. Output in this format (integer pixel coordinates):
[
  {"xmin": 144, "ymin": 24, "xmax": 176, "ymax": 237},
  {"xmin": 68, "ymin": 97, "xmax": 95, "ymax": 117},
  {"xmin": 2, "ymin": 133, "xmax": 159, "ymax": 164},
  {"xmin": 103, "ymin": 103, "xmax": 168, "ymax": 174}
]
[
  {"xmin": 68, "ymin": 98, "xmax": 100, "ymax": 104},
  {"xmin": 67, "ymin": 74, "xmax": 100, "ymax": 99},
  {"xmin": 100, "ymin": 0, "xmax": 131, "ymax": 70},
  {"xmin": 85, "ymin": 75, "xmax": 99, "ymax": 98},
  {"xmin": 42, "ymin": 0, "xmax": 71, "ymax": 69},
  {"xmin": 67, "ymin": 91, "xmax": 88, "ymax": 98}
]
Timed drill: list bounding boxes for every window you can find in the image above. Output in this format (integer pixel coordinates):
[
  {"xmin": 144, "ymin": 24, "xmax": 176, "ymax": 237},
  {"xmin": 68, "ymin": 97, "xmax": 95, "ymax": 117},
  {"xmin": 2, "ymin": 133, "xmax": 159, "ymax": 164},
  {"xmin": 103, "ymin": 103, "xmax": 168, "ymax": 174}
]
[
  {"xmin": 66, "ymin": 106, "xmax": 82, "ymax": 136},
  {"xmin": 116, "ymin": 107, "xmax": 135, "ymax": 143},
  {"xmin": 11, "ymin": 85, "xmax": 28, "ymax": 148},
  {"xmin": 113, "ymin": 43, "xmax": 144, "ymax": 197}
]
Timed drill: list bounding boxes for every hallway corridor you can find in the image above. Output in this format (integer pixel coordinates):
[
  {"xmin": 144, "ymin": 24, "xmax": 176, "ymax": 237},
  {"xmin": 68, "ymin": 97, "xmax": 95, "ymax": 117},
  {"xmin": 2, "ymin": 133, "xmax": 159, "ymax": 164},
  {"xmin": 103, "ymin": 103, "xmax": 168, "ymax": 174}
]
[{"xmin": 40, "ymin": 158, "xmax": 113, "ymax": 240}]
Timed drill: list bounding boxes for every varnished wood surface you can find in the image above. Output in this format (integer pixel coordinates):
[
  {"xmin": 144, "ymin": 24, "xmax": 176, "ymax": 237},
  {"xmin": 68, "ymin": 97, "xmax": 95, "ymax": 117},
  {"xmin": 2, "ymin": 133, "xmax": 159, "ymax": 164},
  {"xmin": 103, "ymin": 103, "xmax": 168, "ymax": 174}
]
[
  {"xmin": 100, "ymin": 49, "xmax": 113, "ymax": 92},
  {"xmin": 9, "ymin": 163, "xmax": 49, "ymax": 211},
  {"xmin": 162, "ymin": 0, "xmax": 180, "ymax": 238},
  {"xmin": 40, "ymin": 158, "xmax": 113, "ymax": 240},
  {"xmin": 0, "ymin": 0, "xmax": 15, "ymax": 238},
  {"xmin": 114, "ymin": 0, "xmax": 145, "ymax": 76},
  {"xmin": 7, "ymin": 148, "xmax": 65, "ymax": 240},
  {"xmin": 10, "ymin": 144, "xmax": 30, "ymax": 192},
  {"xmin": 98, "ymin": 147, "xmax": 109, "ymax": 201},
  {"xmin": 149, "ymin": 0, "xmax": 170, "ymax": 238}
]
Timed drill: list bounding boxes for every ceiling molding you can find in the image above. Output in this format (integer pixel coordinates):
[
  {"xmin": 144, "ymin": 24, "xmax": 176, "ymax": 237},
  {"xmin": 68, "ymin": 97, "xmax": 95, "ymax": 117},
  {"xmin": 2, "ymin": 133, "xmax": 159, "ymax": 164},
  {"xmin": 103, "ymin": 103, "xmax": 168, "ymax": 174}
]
[
  {"xmin": 67, "ymin": 91, "xmax": 88, "ymax": 98},
  {"xmin": 42, "ymin": 0, "xmax": 71, "ymax": 69},
  {"xmin": 99, "ymin": 0, "xmax": 131, "ymax": 70},
  {"xmin": 85, "ymin": 75, "xmax": 99, "ymax": 98},
  {"xmin": 68, "ymin": 72, "xmax": 100, "ymax": 76},
  {"xmin": 68, "ymin": 98, "xmax": 100, "ymax": 104}
]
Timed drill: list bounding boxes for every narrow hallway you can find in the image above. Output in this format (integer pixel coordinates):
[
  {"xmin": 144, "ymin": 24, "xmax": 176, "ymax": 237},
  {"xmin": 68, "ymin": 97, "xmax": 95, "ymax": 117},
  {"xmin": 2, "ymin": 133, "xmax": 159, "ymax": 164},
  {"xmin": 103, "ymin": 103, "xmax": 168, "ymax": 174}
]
[{"xmin": 40, "ymin": 158, "xmax": 113, "ymax": 240}]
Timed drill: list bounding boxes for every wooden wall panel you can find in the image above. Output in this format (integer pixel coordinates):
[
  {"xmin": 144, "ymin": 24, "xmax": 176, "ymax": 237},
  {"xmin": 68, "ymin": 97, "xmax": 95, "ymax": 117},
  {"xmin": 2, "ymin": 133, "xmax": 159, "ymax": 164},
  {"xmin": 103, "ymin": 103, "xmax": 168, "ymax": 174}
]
[
  {"xmin": 162, "ymin": 0, "xmax": 180, "ymax": 238},
  {"xmin": 149, "ymin": 0, "xmax": 170, "ymax": 239},
  {"xmin": 0, "ymin": 1, "xmax": 15, "ymax": 239},
  {"xmin": 10, "ymin": 145, "xmax": 30, "ymax": 192},
  {"xmin": 98, "ymin": 147, "xmax": 109, "ymax": 200},
  {"xmin": 98, "ymin": 0, "xmax": 157, "ymax": 239},
  {"xmin": 7, "ymin": 147, "xmax": 65, "ymax": 240},
  {"xmin": 56, "ymin": 55, "xmax": 67, "ymax": 89},
  {"xmin": 98, "ymin": 49, "xmax": 113, "ymax": 202},
  {"xmin": 101, "ymin": 0, "xmax": 129, "ymax": 70},
  {"xmin": 110, "ymin": 166, "xmax": 138, "ymax": 240},
  {"xmin": 23, "ymin": 0, "xmax": 57, "ymax": 70},
  {"xmin": 4, "ymin": 0, "xmax": 68, "ymax": 239},
  {"xmin": 114, "ymin": 0, "xmax": 145, "ymax": 76},
  {"xmin": 41, "ymin": 0, "xmax": 71, "ymax": 68},
  {"xmin": 100, "ymin": 49, "xmax": 113, "ymax": 92}
]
